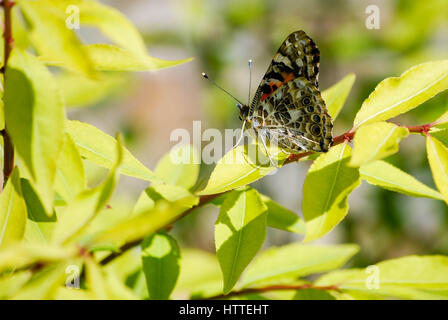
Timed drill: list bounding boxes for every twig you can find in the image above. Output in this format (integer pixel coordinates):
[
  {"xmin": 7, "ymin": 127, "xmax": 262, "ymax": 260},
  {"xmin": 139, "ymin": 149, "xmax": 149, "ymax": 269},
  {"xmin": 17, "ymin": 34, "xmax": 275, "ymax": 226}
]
[{"xmin": 2, "ymin": 0, "xmax": 14, "ymax": 186}]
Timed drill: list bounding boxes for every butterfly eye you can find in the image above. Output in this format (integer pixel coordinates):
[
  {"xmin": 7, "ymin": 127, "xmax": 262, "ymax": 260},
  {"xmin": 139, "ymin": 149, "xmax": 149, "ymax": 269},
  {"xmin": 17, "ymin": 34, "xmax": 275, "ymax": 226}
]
[
  {"xmin": 302, "ymin": 96, "xmax": 311, "ymax": 105},
  {"xmin": 311, "ymin": 125, "xmax": 321, "ymax": 135}
]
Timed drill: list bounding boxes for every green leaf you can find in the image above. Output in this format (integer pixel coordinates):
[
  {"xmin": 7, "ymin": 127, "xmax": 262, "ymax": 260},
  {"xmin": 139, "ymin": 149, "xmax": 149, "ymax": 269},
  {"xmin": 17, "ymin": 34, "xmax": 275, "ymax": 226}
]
[
  {"xmin": 241, "ymin": 244, "xmax": 359, "ymax": 288},
  {"xmin": 316, "ymin": 255, "xmax": 448, "ymax": 300},
  {"xmin": 4, "ymin": 49, "xmax": 64, "ymax": 215},
  {"xmin": 0, "ymin": 168, "xmax": 27, "ymax": 248},
  {"xmin": 350, "ymin": 122, "xmax": 409, "ymax": 167},
  {"xmin": 57, "ymin": 72, "xmax": 126, "ymax": 108},
  {"xmin": 261, "ymin": 195, "xmax": 305, "ymax": 234},
  {"xmin": 83, "ymin": 44, "xmax": 193, "ymax": 72},
  {"xmin": 11, "ymin": 263, "xmax": 69, "ymax": 300},
  {"xmin": 426, "ymin": 135, "xmax": 448, "ymax": 204},
  {"xmin": 141, "ymin": 233, "xmax": 181, "ymax": 300},
  {"xmin": 66, "ymin": 120, "xmax": 162, "ymax": 183},
  {"xmin": 360, "ymin": 160, "xmax": 444, "ymax": 200},
  {"xmin": 85, "ymin": 257, "xmax": 108, "ymax": 299},
  {"xmin": 18, "ymin": 0, "xmax": 94, "ymax": 77},
  {"xmin": 198, "ymin": 144, "xmax": 288, "ymax": 195},
  {"xmin": 0, "ymin": 243, "xmax": 77, "ymax": 274},
  {"xmin": 430, "ymin": 122, "xmax": 448, "ymax": 148},
  {"xmin": 51, "ymin": 134, "xmax": 124, "ymax": 244},
  {"xmin": 55, "ymin": 134, "xmax": 86, "ymax": 202},
  {"xmin": 321, "ymin": 73, "xmax": 355, "ymax": 119},
  {"xmin": 0, "ymin": 270, "xmax": 32, "ymax": 299},
  {"xmin": 173, "ymin": 249, "xmax": 223, "ymax": 299},
  {"xmin": 303, "ymin": 143, "xmax": 360, "ymax": 242},
  {"xmin": 90, "ymin": 192, "xmax": 198, "ymax": 248},
  {"xmin": 354, "ymin": 60, "xmax": 448, "ymax": 127},
  {"xmin": 215, "ymin": 188, "xmax": 267, "ymax": 294},
  {"xmin": 155, "ymin": 144, "xmax": 200, "ymax": 190},
  {"xmin": 38, "ymin": 0, "xmax": 147, "ymax": 57}
]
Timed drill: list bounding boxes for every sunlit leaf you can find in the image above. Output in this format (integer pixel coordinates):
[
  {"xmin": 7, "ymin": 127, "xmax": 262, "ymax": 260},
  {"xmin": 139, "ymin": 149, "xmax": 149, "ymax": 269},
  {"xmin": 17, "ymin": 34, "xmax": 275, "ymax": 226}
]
[
  {"xmin": 0, "ymin": 270, "xmax": 32, "ymax": 299},
  {"xmin": 155, "ymin": 145, "xmax": 200, "ymax": 190},
  {"xmin": 198, "ymin": 144, "xmax": 288, "ymax": 195},
  {"xmin": 52, "ymin": 134, "xmax": 124, "ymax": 244},
  {"xmin": 85, "ymin": 257, "xmax": 108, "ymax": 300},
  {"xmin": 141, "ymin": 233, "xmax": 180, "ymax": 300},
  {"xmin": 426, "ymin": 135, "xmax": 448, "ymax": 204},
  {"xmin": 430, "ymin": 122, "xmax": 448, "ymax": 148},
  {"xmin": 303, "ymin": 143, "xmax": 360, "ymax": 242},
  {"xmin": 322, "ymin": 73, "xmax": 355, "ymax": 119},
  {"xmin": 350, "ymin": 122, "xmax": 409, "ymax": 167},
  {"xmin": 18, "ymin": 0, "xmax": 94, "ymax": 77},
  {"xmin": 261, "ymin": 195, "xmax": 305, "ymax": 234},
  {"xmin": 316, "ymin": 255, "xmax": 448, "ymax": 300},
  {"xmin": 354, "ymin": 60, "xmax": 448, "ymax": 127},
  {"xmin": 4, "ymin": 49, "xmax": 64, "ymax": 215},
  {"xmin": 66, "ymin": 120, "xmax": 162, "ymax": 183},
  {"xmin": 241, "ymin": 244, "xmax": 359, "ymax": 288},
  {"xmin": 0, "ymin": 168, "xmax": 27, "ymax": 248},
  {"xmin": 360, "ymin": 160, "xmax": 443, "ymax": 200},
  {"xmin": 11, "ymin": 263, "xmax": 69, "ymax": 300},
  {"xmin": 55, "ymin": 134, "xmax": 86, "ymax": 202},
  {"xmin": 57, "ymin": 72, "xmax": 126, "ymax": 108},
  {"xmin": 215, "ymin": 188, "xmax": 267, "ymax": 294}
]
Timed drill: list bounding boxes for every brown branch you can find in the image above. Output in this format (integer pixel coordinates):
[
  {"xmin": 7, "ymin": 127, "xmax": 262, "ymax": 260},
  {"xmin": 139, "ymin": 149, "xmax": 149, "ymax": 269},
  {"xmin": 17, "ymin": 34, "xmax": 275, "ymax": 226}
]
[
  {"xmin": 2, "ymin": 0, "xmax": 14, "ymax": 186},
  {"xmin": 99, "ymin": 121, "xmax": 436, "ymax": 266},
  {"xmin": 202, "ymin": 283, "xmax": 340, "ymax": 300}
]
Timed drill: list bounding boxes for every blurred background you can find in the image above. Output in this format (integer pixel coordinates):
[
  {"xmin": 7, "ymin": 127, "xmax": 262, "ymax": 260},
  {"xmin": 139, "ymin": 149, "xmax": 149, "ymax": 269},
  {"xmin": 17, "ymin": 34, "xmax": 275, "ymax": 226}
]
[{"xmin": 71, "ymin": 0, "xmax": 448, "ymax": 268}]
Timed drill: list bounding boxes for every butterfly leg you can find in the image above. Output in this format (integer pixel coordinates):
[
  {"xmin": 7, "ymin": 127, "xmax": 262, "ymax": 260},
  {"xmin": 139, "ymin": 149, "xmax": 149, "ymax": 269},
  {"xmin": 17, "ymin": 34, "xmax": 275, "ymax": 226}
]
[
  {"xmin": 231, "ymin": 120, "xmax": 247, "ymax": 150},
  {"xmin": 259, "ymin": 134, "xmax": 278, "ymax": 168}
]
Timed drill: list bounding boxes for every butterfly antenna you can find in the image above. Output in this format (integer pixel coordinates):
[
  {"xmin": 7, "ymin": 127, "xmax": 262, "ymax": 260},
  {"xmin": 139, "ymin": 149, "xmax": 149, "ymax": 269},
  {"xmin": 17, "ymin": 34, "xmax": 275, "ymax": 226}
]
[
  {"xmin": 201, "ymin": 72, "xmax": 244, "ymax": 106},
  {"xmin": 248, "ymin": 59, "xmax": 253, "ymax": 106}
]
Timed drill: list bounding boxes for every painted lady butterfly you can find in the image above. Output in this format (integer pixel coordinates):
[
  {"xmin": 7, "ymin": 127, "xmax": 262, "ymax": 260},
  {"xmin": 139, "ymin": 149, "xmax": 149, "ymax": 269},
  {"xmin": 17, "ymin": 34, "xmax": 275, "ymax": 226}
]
[{"xmin": 239, "ymin": 30, "xmax": 333, "ymax": 156}]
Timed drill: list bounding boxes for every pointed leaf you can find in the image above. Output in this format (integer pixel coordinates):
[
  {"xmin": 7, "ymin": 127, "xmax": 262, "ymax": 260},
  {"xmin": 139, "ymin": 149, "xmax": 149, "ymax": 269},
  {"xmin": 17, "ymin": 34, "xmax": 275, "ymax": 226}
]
[
  {"xmin": 215, "ymin": 188, "xmax": 267, "ymax": 294},
  {"xmin": 66, "ymin": 120, "xmax": 162, "ymax": 183},
  {"xmin": 4, "ymin": 49, "xmax": 64, "ymax": 214},
  {"xmin": 141, "ymin": 233, "xmax": 181, "ymax": 300},
  {"xmin": 155, "ymin": 144, "xmax": 200, "ymax": 190},
  {"xmin": 241, "ymin": 244, "xmax": 359, "ymax": 287},
  {"xmin": 360, "ymin": 160, "xmax": 443, "ymax": 200},
  {"xmin": 426, "ymin": 135, "xmax": 448, "ymax": 204},
  {"xmin": 354, "ymin": 60, "xmax": 448, "ymax": 127},
  {"xmin": 430, "ymin": 122, "xmax": 448, "ymax": 148},
  {"xmin": 316, "ymin": 255, "xmax": 448, "ymax": 300},
  {"xmin": 322, "ymin": 73, "xmax": 355, "ymax": 119},
  {"xmin": 350, "ymin": 122, "xmax": 409, "ymax": 167},
  {"xmin": 0, "ymin": 168, "xmax": 27, "ymax": 248},
  {"xmin": 261, "ymin": 195, "xmax": 305, "ymax": 234},
  {"xmin": 303, "ymin": 143, "xmax": 360, "ymax": 242}
]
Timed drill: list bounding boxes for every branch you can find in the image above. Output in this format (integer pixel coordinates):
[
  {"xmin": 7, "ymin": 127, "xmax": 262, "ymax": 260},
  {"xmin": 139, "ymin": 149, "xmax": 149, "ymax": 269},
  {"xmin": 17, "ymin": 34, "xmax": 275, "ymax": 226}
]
[
  {"xmin": 99, "ymin": 121, "xmax": 436, "ymax": 266},
  {"xmin": 1, "ymin": 0, "xmax": 14, "ymax": 187},
  {"xmin": 202, "ymin": 283, "xmax": 340, "ymax": 300}
]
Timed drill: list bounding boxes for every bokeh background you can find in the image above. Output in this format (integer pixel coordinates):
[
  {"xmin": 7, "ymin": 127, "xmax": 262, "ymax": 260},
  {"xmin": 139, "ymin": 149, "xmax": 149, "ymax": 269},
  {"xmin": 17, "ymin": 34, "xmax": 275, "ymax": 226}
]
[{"xmin": 71, "ymin": 0, "xmax": 448, "ymax": 268}]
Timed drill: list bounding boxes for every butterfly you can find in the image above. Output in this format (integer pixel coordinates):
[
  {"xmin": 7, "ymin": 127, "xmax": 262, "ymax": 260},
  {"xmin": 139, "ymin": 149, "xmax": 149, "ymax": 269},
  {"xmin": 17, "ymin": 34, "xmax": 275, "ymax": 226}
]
[
  {"xmin": 203, "ymin": 30, "xmax": 333, "ymax": 165},
  {"xmin": 238, "ymin": 30, "xmax": 333, "ymax": 158}
]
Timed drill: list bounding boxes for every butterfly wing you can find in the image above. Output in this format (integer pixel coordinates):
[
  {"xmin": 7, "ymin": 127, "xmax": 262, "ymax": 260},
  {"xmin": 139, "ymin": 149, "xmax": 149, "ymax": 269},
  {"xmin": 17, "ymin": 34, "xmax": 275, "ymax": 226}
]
[
  {"xmin": 251, "ymin": 77, "xmax": 333, "ymax": 152},
  {"xmin": 248, "ymin": 30, "xmax": 332, "ymax": 153},
  {"xmin": 250, "ymin": 30, "xmax": 320, "ymax": 115}
]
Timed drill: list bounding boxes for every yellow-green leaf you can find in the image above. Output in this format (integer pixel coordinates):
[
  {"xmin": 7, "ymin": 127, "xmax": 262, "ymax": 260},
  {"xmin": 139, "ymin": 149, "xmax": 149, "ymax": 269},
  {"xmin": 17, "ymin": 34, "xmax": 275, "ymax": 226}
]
[
  {"xmin": 303, "ymin": 143, "xmax": 360, "ymax": 242},
  {"xmin": 360, "ymin": 160, "xmax": 444, "ymax": 200},
  {"xmin": 322, "ymin": 73, "xmax": 355, "ymax": 119},
  {"xmin": 66, "ymin": 120, "xmax": 162, "ymax": 183},
  {"xmin": 354, "ymin": 60, "xmax": 448, "ymax": 128},
  {"xmin": 316, "ymin": 255, "xmax": 448, "ymax": 300},
  {"xmin": 4, "ymin": 49, "xmax": 65, "ymax": 215},
  {"xmin": 350, "ymin": 122, "xmax": 409, "ymax": 167},
  {"xmin": 215, "ymin": 188, "xmax": 267, "ymax": 294},
  {"xmin": 0, "ymin": 168, "xmax": 27, "ymax": 248},
  {"xmin": 426, "ymin": 135, "xmax": 448, "ymax": 204}
]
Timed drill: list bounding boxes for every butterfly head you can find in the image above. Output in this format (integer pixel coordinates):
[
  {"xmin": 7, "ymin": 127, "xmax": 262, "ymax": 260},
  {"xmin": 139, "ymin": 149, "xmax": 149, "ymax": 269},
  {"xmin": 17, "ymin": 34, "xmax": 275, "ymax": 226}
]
[{"xmin": 237, "ymin": 103, "xmax": 249, "ymax": 121}]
